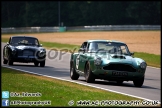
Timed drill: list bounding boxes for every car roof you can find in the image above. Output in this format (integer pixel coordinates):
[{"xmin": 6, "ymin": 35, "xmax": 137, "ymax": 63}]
[
  {"xmin": 11, "ymin": 36, "xmax": 37, "ymax": 39},
  {"xmin": 86, "ymin": 40, "xmax": 126, "ymax": 44}
]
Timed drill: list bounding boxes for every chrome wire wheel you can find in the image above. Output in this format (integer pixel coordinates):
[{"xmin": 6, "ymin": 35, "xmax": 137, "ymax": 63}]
[
  {"xmin": 70, "ymin": 63, "xmax": 79, "ymax": 80},
  {"xmin": 85, "ymin": 62, "xmax": 95, "ymax": 83},
  {"xmin": 70, "ymin": 66, "xmax": 73, "ymax": 77},
  {"xmin": 86, "ymin": 64, "xmax": 90, "ymax": 78}
]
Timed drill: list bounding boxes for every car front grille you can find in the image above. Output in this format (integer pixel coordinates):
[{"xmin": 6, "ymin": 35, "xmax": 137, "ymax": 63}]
[
  {"xmin": 23, "ymin": 50, "xmax": 34, "ymax": 56},
  {"xmin": 17, "ymin": 49, "xmax": 35, "ymax": 56},
  {"xmin": 17, "ymin": 50, "xmax": 23, "ymax": 56},
  {"xmin": 103, "ymin": 63, "xmax": 136, "ymax": 72}
]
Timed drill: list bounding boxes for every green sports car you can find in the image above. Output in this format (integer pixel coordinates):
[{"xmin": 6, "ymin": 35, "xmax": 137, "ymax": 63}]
[{"xmin": 70, "ymin": 40, "xmax": 147, "ymax": 87}]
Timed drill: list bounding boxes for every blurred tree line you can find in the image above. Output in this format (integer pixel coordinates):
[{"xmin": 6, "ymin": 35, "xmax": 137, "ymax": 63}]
[{"xmin": 1, "ymin": 1, "xmax": 161, "ymax": 27}]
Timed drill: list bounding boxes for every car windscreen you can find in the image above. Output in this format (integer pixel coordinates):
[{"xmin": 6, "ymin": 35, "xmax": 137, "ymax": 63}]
[
  {"xmin": 88, "ymin": 42, "xmax": 130, "ymax": 55},
  {"xmin": 11, "ymin": 37, "xmax": 39, "ymax": 46}
]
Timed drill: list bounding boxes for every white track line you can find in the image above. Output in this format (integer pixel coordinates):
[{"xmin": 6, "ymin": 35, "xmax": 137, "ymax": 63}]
[
  {"xmin": 2, "ymin": 65, "xmax": 161, "ymax": 105},
  {"xmin": 147, "ymin": 66, "xmax": 160, "ymax": 69}
]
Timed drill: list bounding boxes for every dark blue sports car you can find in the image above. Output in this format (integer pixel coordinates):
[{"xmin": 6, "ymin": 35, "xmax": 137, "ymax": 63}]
[{"xmin": 3, "ymin": 36, "xmax": 46, "ymax": 67}]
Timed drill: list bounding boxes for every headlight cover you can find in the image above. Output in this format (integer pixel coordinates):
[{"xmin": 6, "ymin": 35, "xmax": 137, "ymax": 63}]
[
  {"xmin": 38, "ymin": 49, "xmax": 46, "ymax": 57},
  {"xmin": 140, "ymin": 62, "xmax": 147, "ymax": 69},
  {"xmin": 39, "ymin": 49, "xmax": 46, "ymax": 54},
  {"xmin": 94, "ymin": 57, "xmax": 102, "ymax": 65},
  {"xmin": 40, "ymin": 49, "xmax": 46, "ymax": 52}
]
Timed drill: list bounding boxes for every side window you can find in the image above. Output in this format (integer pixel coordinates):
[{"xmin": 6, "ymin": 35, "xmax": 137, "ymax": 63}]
[
  {"xmin": 120, "ymin": 46, "xmax": 127, "ymax": 54},
  {"xmin": 88, "ymin": 42, "xmax": 99, "ymax": 51},
  {"xmin": 86, "ymin": 43, "xmax": 90, "ymax": 51},
  {"xmin": 34, "ymin": 39, "xmax": 39, "ymax": 45}
]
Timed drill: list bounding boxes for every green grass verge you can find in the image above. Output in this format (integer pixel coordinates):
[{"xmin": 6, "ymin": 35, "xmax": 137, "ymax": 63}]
[
  {"xmin": 134, "ymin": 52, "xmax": 160, "ymax": 68},
  {"xmin": 2, "ymin": 67, "xmax": 151, "ymax": 107},
  {"xmin": 40, "ymin": 41, "xmax": 80, "ymax": 51},
  {"xmin": 1, "ymin": 38, "xmax": 160, "ymax": 68}
]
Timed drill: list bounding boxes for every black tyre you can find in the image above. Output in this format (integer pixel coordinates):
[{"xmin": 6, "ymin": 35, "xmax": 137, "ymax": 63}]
[
  {"xmin": 85, "ymin": 62, "xmax": 95, "ymax": 83},
  {"xmin": 3, "ymin": 58, "xmax": 8, "ymax": 64},
  {"xmin": 8, "ymin": 59, "xmax": 13, "ymax": 65},
  {"xmin": 116, "ymin": 81, "xmax": 124, "ymax": 85},
  {"xmin": 40, "ymin": 60, "xmax": 45, "ymax": 67},
  {"xmin": 133, "ymin": 76, "xmax": 144, "ymax": 87},
  {"xmin": 8, "ymin": 54, "xmax": 13, "ymax": 65},
  {"xmin": 70, "ymin": 62, "xmax": 79, "ymax": 80},
  {"xmin": 34, "ymin": 61, "xmax": 39, "ymax": 67}
]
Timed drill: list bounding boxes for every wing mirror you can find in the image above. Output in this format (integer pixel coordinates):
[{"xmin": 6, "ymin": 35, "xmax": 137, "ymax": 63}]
[
  {"xmin": 40, "ymin": 44, "xmax": 43, "ymax": 47},
  {"xmin": 130, "ymin": 52, "xmax": 134, "ymax": 56},
  {"xmin": 79, "ymin": 48, "xmax": 85, "ymax": 52},
  {"xmin": 7, "ymin": 42, "xmax": 9, "ymax": 45}
]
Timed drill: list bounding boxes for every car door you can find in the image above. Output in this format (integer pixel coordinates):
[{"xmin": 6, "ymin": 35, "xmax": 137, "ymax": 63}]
[
  {"xmin": 75, "ymin": 53, "xmax": 81, "ymax": 71},
  {"xmin": 78, "ymin": 42, "xmax": 88, "ymax": 72},
  {"xmin": 76, "ymin": 42, "xmax": 85, "ymax": 72}
]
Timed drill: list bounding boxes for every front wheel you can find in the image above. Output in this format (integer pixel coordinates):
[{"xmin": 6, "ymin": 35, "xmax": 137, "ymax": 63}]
[
  {"xmin": 85, "ymin": 62, "xmax": 95, "ymax": 83},
  {"xmin": 133, "ymin": 76, "xmax": 144, "ymax": 87},
  {"xmin": 116, "ymin": 81, "xmax": 124, "ymax": 85},
  {"xmin": 34, "ymin": 61, "xmax": 39, "ymax": 67},
  {"xmin": 40, "ymin": 60, "xmax": 45, "ymax": 67},
  {"xmin": 8, "ymin": 54, "xmax": 13, "ymax": 65},
  {"xmin": 70, "ymin": 63, "xmax": 79, "ymax": 80},
  {"xmin": 3, "ymin": 58, "xmax": 8, "ymax": 64}
]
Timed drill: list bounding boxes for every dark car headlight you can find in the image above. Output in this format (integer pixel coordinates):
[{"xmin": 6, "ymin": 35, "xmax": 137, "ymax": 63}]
[
  {"xmin": 140, "ymin": 62, "xmax": 147, "ymax": 69},
  {"xmin": 40, "ymin": 50, "xmax": 46, "ymax": 54},
  {"xmin": 40, "ymin": 49, "xmax": 46, "ymax": 52},
  {"xmin": 37, "ymin": 49, "xmax": 46, "ymax": 57},
  {"xmin": 94, "ymin": 57, "xmax": 102, "ymax": 65}
]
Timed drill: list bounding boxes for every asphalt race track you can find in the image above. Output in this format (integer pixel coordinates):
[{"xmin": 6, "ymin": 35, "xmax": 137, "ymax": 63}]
[{"xmin": 1, "ymin": 43, "xmax": 161, "ymax": 103}]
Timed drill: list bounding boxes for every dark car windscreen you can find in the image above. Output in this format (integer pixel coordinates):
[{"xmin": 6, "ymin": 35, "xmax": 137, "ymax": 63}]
[{"xmin": 11, "ymin": 37, "xmax": 39, "ymax": 46}]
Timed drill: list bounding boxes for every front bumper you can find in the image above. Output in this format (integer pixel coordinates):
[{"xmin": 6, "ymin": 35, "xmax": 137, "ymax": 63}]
[
  {"xmin": 92, "ymin": 66, "xmax": 145, "ymax": 81},
  {"xmin": 10, "ymin": 55, "xmax": 46, "ymax": 63}
]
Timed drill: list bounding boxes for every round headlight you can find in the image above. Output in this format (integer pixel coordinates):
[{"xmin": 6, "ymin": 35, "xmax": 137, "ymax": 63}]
[
  {"xmin": 94, "ymin": 57, "xmax": 102, "ymax": 65},
  {"xmin": 39, "ymin": 52, "xmax": 46, "ymax": 57},
  {"xmin": 40, "ymin": 49, "xmax": 46, "ymax": 54},
  {"xmin": 140, "ymin": 62, "xmax": 147, "ymax": 69},
  {"xmin": 37, "ymin": 49, "xmax": 46, "ymax": 57}
]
